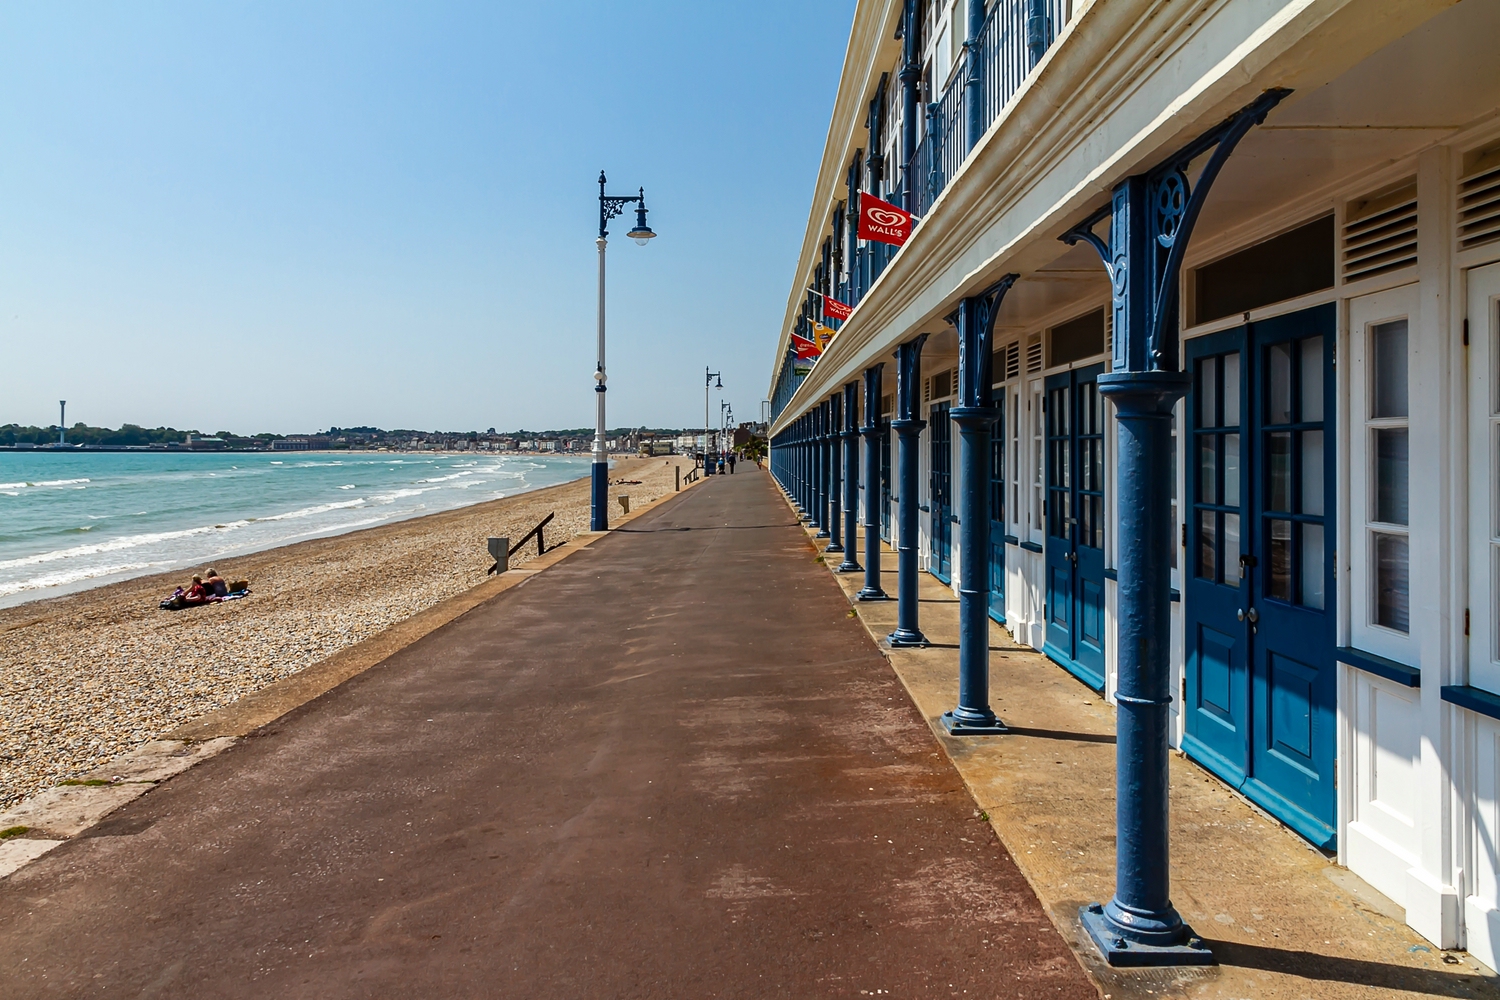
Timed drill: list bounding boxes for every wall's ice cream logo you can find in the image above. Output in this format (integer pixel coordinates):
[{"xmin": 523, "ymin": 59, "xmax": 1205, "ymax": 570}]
[{"xmin": 857, "ymin": 192, "xmax": 914, "ymax": 246}]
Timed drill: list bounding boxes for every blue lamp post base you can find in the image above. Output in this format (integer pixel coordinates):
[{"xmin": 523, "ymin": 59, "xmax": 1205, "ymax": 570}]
[
  {"xmin": 940, "ymin": 708, "xmax": 1008, "ymax": 736},
  {"xmin": 886, "ymin": 628, "xmax": 929, "ymax": 648},
  {"xmin": 590, "ymin": 461, "xmax": 609, "ymax": 532},
  {"xmin": 1080, "ymin": 905, "xmax": 1212, "ymax": 967}
]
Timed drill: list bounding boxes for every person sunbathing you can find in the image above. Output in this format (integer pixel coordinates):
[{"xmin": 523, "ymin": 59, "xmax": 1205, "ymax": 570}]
[
  {"xmin": 202, "ymin": 568, "xmax": 229, "ymax": 598},
  {"xmin": 182, "ymin": 576, "xmax": 210, "ymax": 604}
]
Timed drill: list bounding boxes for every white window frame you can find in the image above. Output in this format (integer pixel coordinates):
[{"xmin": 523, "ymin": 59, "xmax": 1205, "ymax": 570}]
[
  {"xmin": 1348, "ymin": 283, "xmax": 1419, "ymax": 663},
  {"xmin": 1469, "ymin": 261, "xmax": 1500, "ymax": 693}
]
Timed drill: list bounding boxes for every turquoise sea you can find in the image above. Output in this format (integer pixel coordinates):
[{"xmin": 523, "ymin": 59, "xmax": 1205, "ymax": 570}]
[{"xmin": 0, "ymin": 451, "xmax": 592, "ymax": 607}]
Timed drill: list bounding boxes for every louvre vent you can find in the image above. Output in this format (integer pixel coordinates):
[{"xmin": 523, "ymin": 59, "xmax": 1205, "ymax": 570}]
[
  {"xmin": 1460, "ymin": 158, "xmax": 1500, "ymax": 251},
  {"xmin": 1005, "ymin": 341, "xmax": 1021, "ymax": 380},
  {"xmin": 923, "ymin": 377, "xmax": 931, "ymax": 403},
  {"xmin": 1026, "ymin": 338, "xmax": 1043, "ymax": 373},
  {"xmin": 930, "ymin": 369, "xmax": 954, "ymax": 400},
  {"xmin": 1342, "ymin": 182, "xmax": 1417, "ymax": 282},
  {"xmin": 1104, "ymin": 310, "xmax": 1112, "ymax": 360}
]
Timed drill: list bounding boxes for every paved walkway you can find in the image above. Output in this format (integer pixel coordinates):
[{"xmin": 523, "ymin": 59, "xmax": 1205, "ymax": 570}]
[{"xmin": 0, "ymin": 471, "xmax": 1094, "ymax": 999}]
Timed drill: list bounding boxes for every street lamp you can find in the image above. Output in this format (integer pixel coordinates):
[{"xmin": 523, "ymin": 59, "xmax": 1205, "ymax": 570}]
[
  {"xmin": 594, "ymin": 171, "xmax": 657, "ymax": 531},
  {"xmin": 704, "ymin": 368, "xmax": 722, "ymax": 474}
]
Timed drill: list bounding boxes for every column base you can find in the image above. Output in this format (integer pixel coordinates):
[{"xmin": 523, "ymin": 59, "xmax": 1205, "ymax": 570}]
[
  {"xmin": 836, "ymin": 559, "xmax": 862, "ymax": 573},
  {"xmin": 815, "ymin": 529, "xmax": 831, "ymax": 539},
  {"xmin": 886, "ymin": 629, "xmax": 929, "ymax": 648},
  {"xmin": 940, "ymin": 709, "xmax": 1008, "ymax": 736},
  {"xmin": 856, "ymin": 587, "xmax": 890, "ymax": 601},
  {"xmin": 1080, "ymin": 905, "xmax": 1212, "ymax": 968},
  {"xmin": 824, "ymin": 542, "xmax": 844, "ymax": 553}
]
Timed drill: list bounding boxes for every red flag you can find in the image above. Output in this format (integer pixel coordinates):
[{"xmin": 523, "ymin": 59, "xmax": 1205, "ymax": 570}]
[
  {"xmin": 857, "ymin": 191, "xmax": 913, "ymax": 246},
  {"xmin": 791, "ymin": 333, "xmax": 821, "ymax": 360},
  {"xmin": 822, "ymin": 295, "xmax": 852, "ymax": 321}
]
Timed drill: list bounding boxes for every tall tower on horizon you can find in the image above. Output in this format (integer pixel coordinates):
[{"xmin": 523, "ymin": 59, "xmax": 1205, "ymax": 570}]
[{"xmin": 58, "ymin": 400, "xmax": 65, "ymax": 446}]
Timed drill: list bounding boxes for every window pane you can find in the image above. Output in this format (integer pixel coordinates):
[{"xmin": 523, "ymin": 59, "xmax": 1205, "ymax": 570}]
[
  {"xmin": 1224, "ymin": 513, "xmax": 1240, "ymax": 588},
  {"xmin": 1224, "ymin": 433, "xmax": 1240, "ymax": 508},
  {"xmin": 1200, "ymin": 356, "xmax": 1218, "ymax": 428},
  {"xmin": 1269, "ymin": 518, "xmax": 1293, "ymax": 601},
  {"xmin": 1223, "ymin": 353, "xmax": 1240, "ymax": 428},
  {"xmin": 1089, "ymin": 495, "xmax": 1103, "ymax": 549},
  {"xmin": 1268, "ymin": 431, "xmax": 1292, "ymax": 512},
  {"xmin": 1301, "ymin": 523, "xmax": 1325, "ymax": 610},
  {"xmin": 1269, "ymin": 342, "xmax": 1293, "ymax": 424},
  {"xmin": 1199, "ymin": 511, "xmax": 1218, "ymax": 581},
  {"xmin": 1375, "ymin": 428, "xmax": 1409, "ymax": 525},
  {"xmin": 1373, "ymin": 319, "xmax": 1409, "ymax": 418},
  {"xmin": 1301, "ymin": 430, "xmax": 1324, "ymax": 516},
  {"xmin": 1199, "ymin": 437, "xmax": 1218, "ymax": 505},
  {"xmin": 1300, "ymin": 337, "xmax": 1324, "ymax": 422},
  {"xmin": 1375, "ymin": 532, "xmax": 1411, "ymax": 632}
]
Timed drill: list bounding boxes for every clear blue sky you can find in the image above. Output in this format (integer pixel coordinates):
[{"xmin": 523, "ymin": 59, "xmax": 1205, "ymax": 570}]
[{"xmin": 0, "ymin": 1, "xmax": 853, "ymax": 435}]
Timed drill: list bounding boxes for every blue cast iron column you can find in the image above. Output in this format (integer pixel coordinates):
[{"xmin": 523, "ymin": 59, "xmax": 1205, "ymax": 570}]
[
  {"xmin": 887, "ymin": 334, "xmax": 929, "ymax": 647},
  {"xmin": 899, "ymin": 0, "xmax": 919, "ymax": 211},
  {"xmin": 827, "ymin": 393, "xmax": 844, "ymax": 553},
  {"xmin": 858, "ymin": 364, "xmax": 889, "ymax": 601},
  {"xmin": 1064, "ymin": 90, "xmax": 1287, "ymax": 968},
  {"xmin": 942, "ymin": 277, "xmax": 1017, "ymax": 736},
  {"xmin": 963, "ymin": 0, "xmax": 987, "ymax": 154},
  {"xmin": 839, "ymin": 381, "xmax": 862, "ymax": 572},
  {"xmin": 816, "ymin": 402, "xmax": 831, "ymax": 538}
]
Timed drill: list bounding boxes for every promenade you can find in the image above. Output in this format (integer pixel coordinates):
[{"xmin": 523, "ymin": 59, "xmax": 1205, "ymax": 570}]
[{"xmin": 0, "ymin": 470, "xmax": 1094, "ymax": 998}]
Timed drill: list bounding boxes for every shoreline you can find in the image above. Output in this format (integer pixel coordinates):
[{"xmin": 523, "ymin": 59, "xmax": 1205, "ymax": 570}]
[
  {"xmin": 0, "ymin": 450, "xmax": 596, "ymax": 610},
  {"xmin": 0, "ymin": 455, "xmax": 695, "ymax": 808}
]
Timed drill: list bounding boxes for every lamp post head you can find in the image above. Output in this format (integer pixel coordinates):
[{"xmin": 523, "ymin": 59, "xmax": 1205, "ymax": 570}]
[{"xmin": 626, "ymin": 190, "xmax": 656, "ymax": 246}]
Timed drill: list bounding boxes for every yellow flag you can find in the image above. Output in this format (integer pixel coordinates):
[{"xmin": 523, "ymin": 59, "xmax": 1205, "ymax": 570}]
[{"xmin": 812, "ymin": 321, "xmax": 836, "ymax": 351}]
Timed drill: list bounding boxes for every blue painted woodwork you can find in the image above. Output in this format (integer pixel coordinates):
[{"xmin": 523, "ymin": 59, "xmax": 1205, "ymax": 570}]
[
  {"xmin": 1182, "ymin": 305, "xmax": 1337, "ymax": 851},
  {"xmin": 929, "ymin": 401, "xmax": 954, "ymax": 584},
  {"xmin": 942, "ymin": 277, "xmax": 1018, "ymax": 736},
  {"xmin": 1338, "ymin": 647, "xmax": 1420, "ymax": 688},
  {"xmin": 880, "ymin": 422, "xmax": 892, "ymax": 542},
  {"xmin": 1063, "ymin": 90, "xmax": 1289, "ymax": 967},
  {"xmin": 816, "ymin": 401, "xmax": 831, "ymax": 538},
  {"xmin": 990, "ymin": 386, "xmax": 1007, "ymax": 623},
  {"xmin": 840, "ymin": 382, "xmax": 862, "ymax": 571},
  {"xmin": 888, "ymin": 335, "xmax": 930, "ymax": 647},
  {"xmin": 827, "ymin": 393, "xmax": 845, "ymax": 553},
  {"xmin": 859, "ymin": 366, "xmax": 889, "ymax": 600},
  {"xmin": 1042, "ymin": 364, "xmax": 1107, "ymax": 690},
  {"xmin": 1443, "ymin": 686, "xmax": 1500, "ymax": 722}
]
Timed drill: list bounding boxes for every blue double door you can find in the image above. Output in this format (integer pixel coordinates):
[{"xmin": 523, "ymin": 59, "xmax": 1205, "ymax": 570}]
[
  {"xmin": 930, "ymin": 402, "xmax": 953, "ymax": 583},
  {"xmin": 1044, "ymin": 366, "xmax": 1107, "ymax": 688},
  {"xmin": 1183, "ymin": 305, "xmax": 1336, "ymax": 849}
]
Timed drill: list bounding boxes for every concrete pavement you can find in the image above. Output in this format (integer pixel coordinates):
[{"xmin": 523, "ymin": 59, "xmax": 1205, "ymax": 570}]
[{"xmin": 0, "ymin": 470, "xmax": 1095, "ymax": 999}]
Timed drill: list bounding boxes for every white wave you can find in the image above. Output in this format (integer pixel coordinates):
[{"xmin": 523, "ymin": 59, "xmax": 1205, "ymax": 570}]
[
  {"xmin": 37, "ymin": 478, "xmax": 90, "ymax": 487},
  {"xmin": 0, "ymin": 560, "xmax": 162, "ymax": 597},
  {"xmin": 338, "ymin": 484, "xmax": 356, "ymax": 490},
  {"xmin": 0, "ymin": 482, "xmax": 30, "ymax": 490},
  {"xmin": 252, "ymin": 498, "xmax": 368, "ymax": 522},
  {"xmin": 0, "ymin": 521, "xmax": 251, "ymax": 571},
  {"xmin": 416, "ymin": 470, "xmax": 479, "ymax": 484}
]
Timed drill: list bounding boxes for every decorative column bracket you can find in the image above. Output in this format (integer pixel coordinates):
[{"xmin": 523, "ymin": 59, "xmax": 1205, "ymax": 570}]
[
  {"xmin": 1058, "ymin": 88, "xmax": 1289, "ymax": 969},
  {"xmin": 1062, "ymin": 89, "xmax": 1290, "ymax": 374},
  {"xmin": 942, "ymin": 274, "xmax": 1019, "ymax": 736}
]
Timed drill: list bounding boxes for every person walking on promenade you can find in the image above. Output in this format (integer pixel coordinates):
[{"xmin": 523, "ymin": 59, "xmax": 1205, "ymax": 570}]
[{"xmin": 728, "ymin": 453, "xmax": 737, "ymax": 474}]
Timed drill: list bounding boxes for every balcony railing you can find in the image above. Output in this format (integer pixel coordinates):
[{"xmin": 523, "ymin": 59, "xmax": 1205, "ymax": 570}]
[{"xmin": 774, "ymin": 0, "xmax": 1070, "ymax": 419}]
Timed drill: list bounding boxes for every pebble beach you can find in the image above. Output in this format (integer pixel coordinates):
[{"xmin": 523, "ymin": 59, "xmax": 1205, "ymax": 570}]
[{"xmin": 0, "ymin": 455, "xmax": 695, "ymax": 808}]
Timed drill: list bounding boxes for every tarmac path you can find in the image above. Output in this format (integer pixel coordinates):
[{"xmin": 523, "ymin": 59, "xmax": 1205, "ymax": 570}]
[{"xmin": 0, "ymin": 470, "xmax": 1095, "ymax": 999}]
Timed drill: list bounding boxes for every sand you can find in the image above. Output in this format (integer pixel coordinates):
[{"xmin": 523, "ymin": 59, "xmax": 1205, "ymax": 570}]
[{"xmin": 0, "ymin": 455, "xmax": 697, "ymax": 808}]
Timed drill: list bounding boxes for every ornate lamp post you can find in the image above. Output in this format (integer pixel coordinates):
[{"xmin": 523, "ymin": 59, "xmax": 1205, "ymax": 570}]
[
  {"xmin": 594, "ymin": 171, "xmax": 657, "ymax": 531},
  {"xmin": 704, "ymin": 368, "xmax": 722, "ymax": 473}
]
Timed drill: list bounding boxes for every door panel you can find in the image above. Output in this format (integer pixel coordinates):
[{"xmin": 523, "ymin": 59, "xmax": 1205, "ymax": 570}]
[
  {"xmin": 930, "ymin": 402, "xmax": 953, "ymax": 583},
  {"xmin": 1183, "ymin": 305, "xmax": 1336, "ymax": 849},
  {"xmin": 1044, "ymin": 364, "xmax": 1106, "ymax": 688},
  {"xmin": 990, "ymin": 387, "xmax": 1006, "ymax": 622}
]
